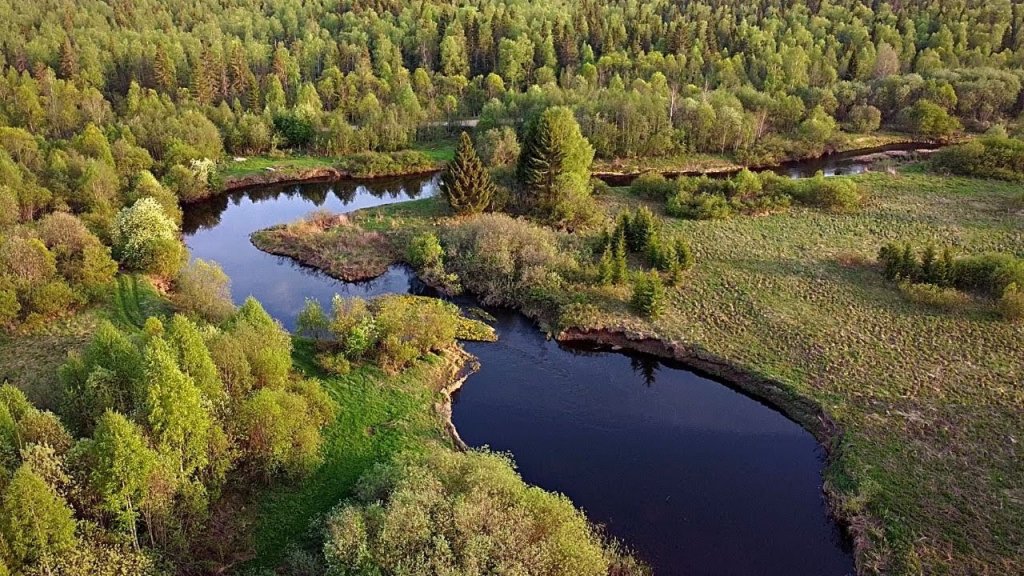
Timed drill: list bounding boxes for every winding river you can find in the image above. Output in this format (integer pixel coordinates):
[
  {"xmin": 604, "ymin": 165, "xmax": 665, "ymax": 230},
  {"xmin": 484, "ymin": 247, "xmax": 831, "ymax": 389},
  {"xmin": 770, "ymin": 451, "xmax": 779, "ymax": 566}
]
[{"xmin": 180, "ymin": 153, "xmax": 893, "ymax": 575}]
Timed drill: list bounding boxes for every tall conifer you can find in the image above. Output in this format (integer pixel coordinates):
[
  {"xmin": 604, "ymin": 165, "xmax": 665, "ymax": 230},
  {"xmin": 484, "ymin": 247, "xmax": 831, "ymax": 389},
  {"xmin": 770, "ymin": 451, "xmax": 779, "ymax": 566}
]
[{"xmin": 440, "ymin": 132, "xmax": 494, "ymax": 215}]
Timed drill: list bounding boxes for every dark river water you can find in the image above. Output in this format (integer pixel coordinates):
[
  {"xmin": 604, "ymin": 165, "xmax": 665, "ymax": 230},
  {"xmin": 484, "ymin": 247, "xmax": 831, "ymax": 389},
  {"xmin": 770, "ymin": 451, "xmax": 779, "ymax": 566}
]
[{"xmin": 182, "ymin": 161, "xmax": 864, "ymax": 575}]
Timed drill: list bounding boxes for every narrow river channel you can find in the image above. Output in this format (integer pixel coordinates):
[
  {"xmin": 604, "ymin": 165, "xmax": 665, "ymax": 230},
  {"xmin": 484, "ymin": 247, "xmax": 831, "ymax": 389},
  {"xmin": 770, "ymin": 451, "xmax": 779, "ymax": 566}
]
[{"xmin": 181, "ymin": 153, "xmax": 885, "ymax": 574}]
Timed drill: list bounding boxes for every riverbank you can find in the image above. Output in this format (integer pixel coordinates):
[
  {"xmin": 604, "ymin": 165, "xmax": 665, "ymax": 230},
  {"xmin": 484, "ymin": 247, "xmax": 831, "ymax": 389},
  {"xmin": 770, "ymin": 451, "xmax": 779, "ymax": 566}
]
[
  {"xmin": 251, "ymin": 339, "xmax": 480, "ymax": 566},
  {"xmin": 590, "ymin": 132, "xmax": 940, "ymax": 178},
  {"xmin": 249, "ymin": 167, "xmax": 1024, "ymax": 575},
  {"xmin": 208, "ymin": 139, "xmax": 458, "ymax": 198}
]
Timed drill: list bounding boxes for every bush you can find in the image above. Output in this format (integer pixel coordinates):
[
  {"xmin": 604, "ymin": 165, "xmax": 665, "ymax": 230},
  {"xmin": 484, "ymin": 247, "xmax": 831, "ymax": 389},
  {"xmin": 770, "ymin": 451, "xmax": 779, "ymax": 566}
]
[
  {"xmin": 475, "ymin": 127, "xmax": 520, "ymax": 166},
  {"xmin": 631, "ymin": 270, "xmax": 665, "ymax": 319},
  {"xmin": 630, "ymin": 172, "xmax": 677, "ymax": 199},
  {"xmin": 667, "ymin": 191, "xmax": 733, "ymax": 220},
  {"xmin": 299, "ymin": 294, "xmax": 494, "ymax": 373},
  {"xmin": 845, "ymin": 105, "xmax": 882, "ymax": 133},
  {"xmin": 323, "ymin": 446, "xmax": 621, "ymax": 576},
  {"xmin": 998, "ymin": 283, "xmax": 1024, "ymax": 321},
  {"xmin": 337, "ymin": 150, "xmax": 436, "ymax": 178},
  {"xmin": 932, "ymin": 137, "xmax": 1024, "ymax": 182},
  {"xmin": 954, "ymin": 253, "xmax": 1024, "ymax": 296},
  {"xmin": 112, "ymin": 198, "xmax": 184, "ymax": 277},
  {"xmin": 405, "ymin": 232, "xmax": 443, "ymax": 270},
  {"xmin": 173, "ymin": 259, "xmax": 235, "ymax": 323},
  {"xmin": 442, "ymin": 213, "xmax": 574, "ymax": 310},
  {"xmin": 898, "ymin": 282, "xmax": 970, "ymax": 311},
  {"xmin": 790, "ymin": 174, "xmax": 863, "ymax": 213}
]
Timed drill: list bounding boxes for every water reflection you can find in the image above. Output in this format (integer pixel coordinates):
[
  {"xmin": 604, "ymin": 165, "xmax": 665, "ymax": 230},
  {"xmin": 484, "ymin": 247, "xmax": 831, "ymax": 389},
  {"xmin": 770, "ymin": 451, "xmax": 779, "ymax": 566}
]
[{"xmin": 181, "ymin": 173, "xmax": 854, "ymax": 576}]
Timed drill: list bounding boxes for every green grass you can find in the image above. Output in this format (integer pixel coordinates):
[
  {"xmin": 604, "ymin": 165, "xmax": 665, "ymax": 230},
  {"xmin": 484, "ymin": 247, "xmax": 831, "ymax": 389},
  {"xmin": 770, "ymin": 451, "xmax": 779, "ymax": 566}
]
[
  {"xmin": 591, "ymin": 170, "xmax": 1024, "ymax": 574},
  {"xmin": 255, "ymin": 167, "xmax": 1024, "ymax": 574},
  {"xmin": 217, "ymin": 138, "xmax": 456, "ymax": 183},
  {"xmin": 249, "ymin": 340, "xmax": 465, "ymax": 567},
  {"xmin": 218, "ymin": 155, "xmax": 338, "ymax": 181},
  {"xmin": 411, "ymin": 137, "xmax": 457, "ymax": 163}
]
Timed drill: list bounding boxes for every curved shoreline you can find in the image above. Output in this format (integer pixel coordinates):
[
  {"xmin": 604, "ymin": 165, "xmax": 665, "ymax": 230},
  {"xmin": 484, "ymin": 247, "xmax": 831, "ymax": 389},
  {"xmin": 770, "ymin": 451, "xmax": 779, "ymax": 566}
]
[{"xmin": 246, "ymin": 227, "xmax": 865, "ymax": 569}]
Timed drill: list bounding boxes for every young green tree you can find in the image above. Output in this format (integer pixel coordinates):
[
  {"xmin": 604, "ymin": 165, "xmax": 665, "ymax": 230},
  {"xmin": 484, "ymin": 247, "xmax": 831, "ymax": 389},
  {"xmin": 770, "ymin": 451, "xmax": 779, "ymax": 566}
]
[
  {"xmin": 517, "ymin": 106, "xmax": 595, "ymax": 226},
  {"xmin": 112, "ymin": 198, "xmax": 183, "ymax": 277},
  {"xmin": 0, "ymin": 464, "xmax": 77, "ymax": 571},
  {"xmin": 439, "ymin": 132, "xmax": 494, "ymax": 215},
  {"xmin": 631, "ymin": 270, "xmax": 666, "ymax": 319},
  {"xmin": 86, "ymin": 411, "xmax": 158, "ymax": 550},
  {"xmin": 143, "ymin": 337, "xmax": 212, "ymax": 477}
]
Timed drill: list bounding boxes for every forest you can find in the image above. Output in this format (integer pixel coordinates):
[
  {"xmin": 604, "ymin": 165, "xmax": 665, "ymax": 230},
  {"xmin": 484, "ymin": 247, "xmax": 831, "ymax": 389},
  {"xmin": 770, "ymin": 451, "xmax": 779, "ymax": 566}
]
[{"xmin": 0, "ymin": 0, "xmax": 1023, "ymax": 575}]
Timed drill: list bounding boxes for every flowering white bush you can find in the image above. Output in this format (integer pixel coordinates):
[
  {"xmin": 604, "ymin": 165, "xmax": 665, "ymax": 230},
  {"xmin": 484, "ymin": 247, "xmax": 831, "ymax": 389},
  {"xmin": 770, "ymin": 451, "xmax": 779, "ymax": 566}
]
[{"xmin": 112, "ymin": 198, "xmax": 180, "ymax": 274}]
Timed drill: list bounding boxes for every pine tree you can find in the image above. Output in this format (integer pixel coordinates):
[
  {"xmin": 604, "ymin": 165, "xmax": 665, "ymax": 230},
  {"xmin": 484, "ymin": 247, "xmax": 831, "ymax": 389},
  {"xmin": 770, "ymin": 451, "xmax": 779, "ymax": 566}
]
[
  {"xmin": 439, "ymin": 132, "xmax": 494, "ymax": 215},
  {"xmin": 58, "ymin": 38, "xmax": 78, "ymax": 81},
  {"xmin": 612, "ymin": 232, "xmax": 628, "ymax": 284},
  {"xmin": 920, "ymin": 244, "xmax": 938, "ymax": 284},
  {"xmin": 153, "ymin": 49, "xmax": 176, "ymax": 94},
  {"xmin": 597, "ymin": 246, "xmax": 614, "ymax": 285},
  {"xmin": 631, "ymin": 270, "xmax": 665, "ymax": 319}
]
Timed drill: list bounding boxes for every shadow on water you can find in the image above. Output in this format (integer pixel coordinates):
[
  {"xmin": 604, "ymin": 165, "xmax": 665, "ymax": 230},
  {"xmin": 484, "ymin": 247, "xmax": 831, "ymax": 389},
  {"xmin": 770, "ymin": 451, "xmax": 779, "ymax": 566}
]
[{"xmin": 182, "ymin": 167, "xmax": 858, "ymax": 575}]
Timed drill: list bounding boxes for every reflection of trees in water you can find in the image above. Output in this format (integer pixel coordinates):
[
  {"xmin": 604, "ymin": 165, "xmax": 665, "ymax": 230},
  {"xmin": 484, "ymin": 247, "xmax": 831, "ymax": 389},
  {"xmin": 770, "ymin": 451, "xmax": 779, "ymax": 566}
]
[
  {"xmin": 182, "ymin": 175, "xmax": 436, "ymax": 235},
  {"xmin": 630, "ymin": 356, "xmax": 659, "ymax": 387}
]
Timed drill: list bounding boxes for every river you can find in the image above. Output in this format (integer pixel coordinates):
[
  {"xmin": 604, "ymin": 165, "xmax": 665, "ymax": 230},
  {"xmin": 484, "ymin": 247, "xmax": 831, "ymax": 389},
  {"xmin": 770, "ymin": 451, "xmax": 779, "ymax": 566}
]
[{"xmin": 182, "ymin": 156, "xmax": 872, "ymax": 575}]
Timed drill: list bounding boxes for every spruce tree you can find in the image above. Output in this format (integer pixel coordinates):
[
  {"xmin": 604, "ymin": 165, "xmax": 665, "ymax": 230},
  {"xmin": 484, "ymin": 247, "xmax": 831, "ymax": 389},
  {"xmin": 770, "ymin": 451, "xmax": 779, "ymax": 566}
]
[
  {"xmin": 612, "ymin": 232, "xmax": 628, "ymax": 284},
  {"xmin": 439, "ymin": 132, "xmax": 494, "ymax": 215},
  {"xmin": 597, "ymin": 246, "xmax": 614, "ymax": 285}
]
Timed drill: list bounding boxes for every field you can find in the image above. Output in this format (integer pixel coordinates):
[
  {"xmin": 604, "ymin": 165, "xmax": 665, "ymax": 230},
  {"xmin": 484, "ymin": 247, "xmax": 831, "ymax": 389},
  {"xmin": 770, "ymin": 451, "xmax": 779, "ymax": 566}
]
[
  {"xmin": 253, "ymin": 166, "xmax": 1024, "ymax": 574},
  {"xmin": 594, "ymin": 169, "xmax": 1024, "ymax": 573}
]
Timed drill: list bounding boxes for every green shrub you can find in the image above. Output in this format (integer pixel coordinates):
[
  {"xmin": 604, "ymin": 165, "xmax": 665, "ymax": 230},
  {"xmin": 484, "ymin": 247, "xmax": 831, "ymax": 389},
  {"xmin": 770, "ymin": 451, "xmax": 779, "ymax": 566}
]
[
  {"xmin": 790, "ymin": 174, "xmax": 863, "ymax": 213},
  {"xmin": 630, "ymin": 270, "xmax": 665, "ymax": 319},
  {"xmin": 112, "ymin": 197, "xmax": 184, "ymax": 277},
  {"xmin": 323, "ymin": 446, "xmax": 622, "ymax": 576},
  {"xmin": 953, "ymin": 253, "xmax": 1024, "ymax": 296},
  {"xmin": 933, "ymin": 135, "xmax": 1024, "ymax": 180},
  {"xmin": 300, "ymin": 294, "xmax": 494, "ymax": 373},
  {"xmin": 442, "ymin": 213, "xmax": 574, "ymax": 309},
  {"xmin": 337, "ymin": 150, "xmax": 436, "ymax": 178},
  {"xmin": 406, "ymin": 232, "xmax": 443, "ymax": 270},
  {"xmin": 172, "ymin": 259, "xmax": 235, "ymax": 323},
  {"xmin": 897, "ymin": 282, "xmax": 970, "ymax": 311},
  {"xmin": 630, "ymin": 172, "xmax": 677, "ymax": 199},
  {"xmin": 998, "ymin": 283, "xmax": 1024, "ymax": 321}
]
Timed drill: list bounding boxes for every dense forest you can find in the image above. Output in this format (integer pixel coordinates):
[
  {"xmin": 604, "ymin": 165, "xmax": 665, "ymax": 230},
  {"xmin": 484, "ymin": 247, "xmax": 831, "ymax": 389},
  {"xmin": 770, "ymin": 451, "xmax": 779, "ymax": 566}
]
[{"xmin": 1, "ymin": 1, "xmax": 1023, "ymax": 575}]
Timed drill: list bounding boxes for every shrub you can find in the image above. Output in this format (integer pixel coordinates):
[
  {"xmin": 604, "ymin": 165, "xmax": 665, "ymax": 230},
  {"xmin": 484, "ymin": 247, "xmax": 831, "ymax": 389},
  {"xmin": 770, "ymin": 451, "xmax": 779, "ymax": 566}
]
[
  {"xmin": 337, "ymin": 150, "xmax": 436, "ymax": 178},
  {"xmin": 406, "ymin": 232, "xmax": 443, "ymax": 270},
  {"xmin": 475, "ymin": 127, "xmax": 520, "ymax": 166},
  {"xmin": 932, "ymin": 137, "xmax": 1024, "ymax": 182},
  {"xmin": 442, "ymin": 213, "xmax": 573, "ymax": 309},
  {"xmin": 790, "ymin": 174, "xmax": 863, "ymax": 213},
  {"xmin": 631, "ymin": 270, "xmax": 665, "ymax": 319},
  {"xmin": 669, "ymin": 192, "xmax": 733, "ymax": 220},
  {"xmin": 898, "ymin": 282, "xmax": 970, "ymax": 311},
  {"xmin": 173, "ymin": 259, "xmax": 235, "ymax": 323},
  {"xmin": 845, "ymin": 105, "xmax": 882, "ymax": 133},
  {"xmin": 630, "ymin": 172, "xmax": 677, "ymax": 199},
  {"xmin": 953, "ymin": 252, "xmax": 1024, "ymax": 296},
  {"xmin": 998, "ymin": 283, "xmax": 1024, "ymax": 321},
  {"xmin": 301, "ymin": 295, "xmax": 494, "ymax": 373},
  {"xmin": 112, "ymin": 198, "xmax": 184, "ymax": 277},
  {"xmin": 323, "ymin": 446, "xmax": 620, "ymax": 576}
]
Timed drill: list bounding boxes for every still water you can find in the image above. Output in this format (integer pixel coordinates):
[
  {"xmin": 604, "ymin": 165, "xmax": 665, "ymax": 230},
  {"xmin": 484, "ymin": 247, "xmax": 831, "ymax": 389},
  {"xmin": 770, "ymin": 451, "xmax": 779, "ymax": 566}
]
[{"xmin": 183, "ymin": 168, "xmax": 856, "ymax": 575}]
